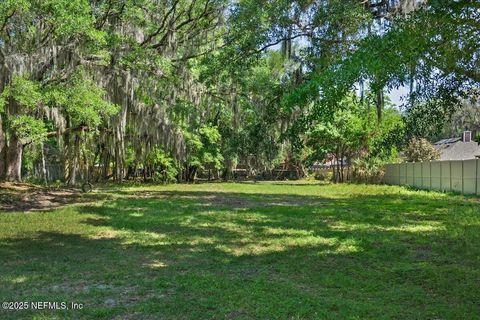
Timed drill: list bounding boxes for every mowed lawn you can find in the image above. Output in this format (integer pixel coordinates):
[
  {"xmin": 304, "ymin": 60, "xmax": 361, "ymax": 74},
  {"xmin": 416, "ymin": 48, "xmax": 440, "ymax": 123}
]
[{"xmin": 1, "ymin": 182, "xmax": 479, "ymax": 319}]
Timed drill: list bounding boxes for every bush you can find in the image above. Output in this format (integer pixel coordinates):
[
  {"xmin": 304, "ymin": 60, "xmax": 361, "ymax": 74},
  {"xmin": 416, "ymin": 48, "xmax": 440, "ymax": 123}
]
[
  {"xmin": 146, "ymin": 147, "xmax": 178, "ymax": 183},
  {"xmin": 351, "ymin": 158, "xmax": 385, "ymax": 183},
  {"xmin": 403, "ymin": 137, "xmax": 440, "ymax": 162},
  {"xmin": 313, "ymin": 170, "xmax": 333, "ymax": 181}
]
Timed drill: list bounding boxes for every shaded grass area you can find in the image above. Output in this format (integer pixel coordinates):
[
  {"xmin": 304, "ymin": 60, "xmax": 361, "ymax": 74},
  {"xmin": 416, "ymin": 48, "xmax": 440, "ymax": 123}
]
[{"xmin": 0, "ymin": 183, "xmax": 479, "ymax": 319}]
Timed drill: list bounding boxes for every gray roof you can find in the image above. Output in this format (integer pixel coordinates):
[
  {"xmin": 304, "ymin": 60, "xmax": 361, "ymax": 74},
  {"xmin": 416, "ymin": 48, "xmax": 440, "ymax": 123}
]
[
  {"xmin": 434, "ymin": 139, "xmax": 480, "ymax": 160},
  {"xmin": 434, "ymin": 137, "xmax": 461, "ymax": 145}
]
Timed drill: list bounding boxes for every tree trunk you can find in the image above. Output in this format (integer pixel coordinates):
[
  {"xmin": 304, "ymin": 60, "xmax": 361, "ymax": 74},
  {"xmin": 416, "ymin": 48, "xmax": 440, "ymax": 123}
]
[
  {"xmin": 102, "ymin": 152, "xmax": 110, "ymax": 180},
  {"xmin": 376, "ymin": 88, "xmax": 384, "ymax": 122},
  {"xmin": 5, "ymin": 133, "xmax": 23, "ymax": 182},
  {"xmin": 335, "ymin": 157, "xmax": 341, "ymax": 183},
  {"xmin": 340, "ymin": 155, "xmax": 344, "ymax": 183},
  {"xmin": 188, "ymin": 166, "xmax": 197, "ymax": 183},
  {"xmin": 41, "ymin": 143, "xmax": 48, "ymax": 185},
  {"xmin": 0, "ymin": 116, "xmax": 6, "ymax": 180},
  {"xmin": 66, "ymin": 135, "xmax": 80, "ymax": 185},
  {"xmin": 332, "ymin": 160, "xmax": 336, "ymax": 183},
  {"xmin": 346, "ymin": 157, "xmax": 350, "ymax": 182}
]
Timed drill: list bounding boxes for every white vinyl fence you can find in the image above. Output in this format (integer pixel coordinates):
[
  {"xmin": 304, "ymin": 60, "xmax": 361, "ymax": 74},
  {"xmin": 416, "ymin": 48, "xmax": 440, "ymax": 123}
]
[{"xmin": 384, "ymin": 159, "xmax": 480, "ymax": 195}]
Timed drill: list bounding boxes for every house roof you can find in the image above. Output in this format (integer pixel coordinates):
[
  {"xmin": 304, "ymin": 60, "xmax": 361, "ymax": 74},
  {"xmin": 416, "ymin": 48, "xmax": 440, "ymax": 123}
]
[
  {"xmin": 434, "ymin": 137, "xmax": 461, "ymax": 145},
  {"xmin": 434, "ymin": 139, "xmax": 480, "ymax": 160}
]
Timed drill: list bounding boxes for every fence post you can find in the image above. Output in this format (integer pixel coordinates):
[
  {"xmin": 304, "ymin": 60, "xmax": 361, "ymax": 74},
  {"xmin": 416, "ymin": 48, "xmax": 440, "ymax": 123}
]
[{"xmin": 462, "ymin": 160, "xmax": 464, "ymax": 194}]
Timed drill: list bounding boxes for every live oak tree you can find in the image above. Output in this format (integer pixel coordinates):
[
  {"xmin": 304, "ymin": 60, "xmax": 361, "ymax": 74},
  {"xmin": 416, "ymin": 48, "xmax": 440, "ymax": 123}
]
[
  {"xmin": 0, "ymin": 0, "xmax": 227, "ymax": 183},
  {"xmin": 0, "ymin": 76, "xmax": 45, "ymax": 181},
  {"xmin": 0, "ymin": 0, "xmax": 110, "ymax": 182}
]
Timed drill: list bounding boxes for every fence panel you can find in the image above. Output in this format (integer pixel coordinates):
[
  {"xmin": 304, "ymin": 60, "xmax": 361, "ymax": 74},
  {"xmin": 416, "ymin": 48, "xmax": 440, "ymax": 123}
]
[
  {"xmin": 431, "ymin": 161, "xmax": 441, "ymax": 191},
  {"xmin": 477, "ymin": 160, "xmax": 480, "ymax": 196},
  {"xmin": 441, "ymin": 161, "xmax": 452, "ymax": 192},
  {"xmin": 394, "ymin": 164, "xmax": 401, "ymax": 185},
  {"xmin": 383, "ymin": 159, "xmax": 479, "ymax": 196},
  {"xmin": 413, "ymin": 162, "xmax": 422, "ymax": 188},
  {"xmin": 384, "ymin": 164, "xmax": 393, "ymax": 184},
  {"xmin": 421, "ymin": 161, "xmax": 431, "ymax": 189},
  {"xmin": 406, "ymin": 163, "xmax": 414, "ymax": 186},
  {"xmin": 451, "ymin": 161, "xmax": 463, "ymax": 193},
  {"xmin": 399, "ymin": 163, "xmax": 407, "ymax": 185},
  {"xmin": 463, "ymin": 160, "xmax": 477, "ymax": 194}
]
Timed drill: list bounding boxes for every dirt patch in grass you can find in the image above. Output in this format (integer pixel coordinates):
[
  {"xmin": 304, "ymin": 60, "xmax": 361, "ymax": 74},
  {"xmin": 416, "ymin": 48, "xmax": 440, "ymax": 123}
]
[
  {"xmin": 0, "ymin": 182, "xmax": 99, "ymax": 212},
  {"xmin": 2, "ymin": 183, "xmax": 327, "ymax": 212}
]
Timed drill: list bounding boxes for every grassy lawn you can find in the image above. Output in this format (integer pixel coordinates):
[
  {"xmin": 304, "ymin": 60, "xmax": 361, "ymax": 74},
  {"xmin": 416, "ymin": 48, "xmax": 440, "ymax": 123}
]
[{"xmin": 0, "ymin": 182, "xmax": 479, "ymax": 319}]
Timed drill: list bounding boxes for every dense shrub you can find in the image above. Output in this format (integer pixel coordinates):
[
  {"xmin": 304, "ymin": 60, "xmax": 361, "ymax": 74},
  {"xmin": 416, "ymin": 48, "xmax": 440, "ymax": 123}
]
[
  {"xmin": 146, "ymin": 147, "xmax": 179, "ymax": 183},
  {"xmin": 351, "ymin": 158, "xmax": 385, "ymax": 183},
  {"xmin": 403, "ymin": 137, "xmax": 440, "ymax": 162}
]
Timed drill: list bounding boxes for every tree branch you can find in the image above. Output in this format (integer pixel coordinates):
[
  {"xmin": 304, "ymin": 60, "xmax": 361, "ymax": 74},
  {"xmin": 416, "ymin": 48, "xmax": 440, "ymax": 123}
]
[{"xmin": 0, "ymin": 10, "xmax": 15, "ymax": 33}]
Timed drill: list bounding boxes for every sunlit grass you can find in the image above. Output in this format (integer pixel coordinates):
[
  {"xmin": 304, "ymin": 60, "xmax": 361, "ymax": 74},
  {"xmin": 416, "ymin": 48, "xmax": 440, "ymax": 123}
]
[{"xmin": 0, "ymin": 182, "xmax": 479, "ymax": 319}]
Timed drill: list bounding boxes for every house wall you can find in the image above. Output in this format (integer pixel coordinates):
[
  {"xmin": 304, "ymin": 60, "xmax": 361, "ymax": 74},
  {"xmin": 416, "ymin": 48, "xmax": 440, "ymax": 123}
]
[{"xmin": 384, "ymin": 159, "xmax": 480, "ymax": 196}]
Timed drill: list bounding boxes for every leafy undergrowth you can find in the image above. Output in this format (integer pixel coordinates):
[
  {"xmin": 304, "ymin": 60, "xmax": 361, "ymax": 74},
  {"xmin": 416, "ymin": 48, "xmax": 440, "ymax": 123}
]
[{"xmin": 0, "ymin": 182, "xmax": 479, "ymax": 319}]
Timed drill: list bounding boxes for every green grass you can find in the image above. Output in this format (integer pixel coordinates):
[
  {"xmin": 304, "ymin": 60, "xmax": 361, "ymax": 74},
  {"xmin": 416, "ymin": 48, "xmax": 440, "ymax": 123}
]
[{"xmin": 1, "ymin": 182, "xmax": 479, "ymax": 319}]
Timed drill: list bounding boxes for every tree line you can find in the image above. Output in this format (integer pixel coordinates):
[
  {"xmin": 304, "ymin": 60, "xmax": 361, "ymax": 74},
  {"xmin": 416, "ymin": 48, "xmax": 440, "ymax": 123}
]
[{"xmin": 0, "ymin": 0, "xmax": 478, "ymax": 184}]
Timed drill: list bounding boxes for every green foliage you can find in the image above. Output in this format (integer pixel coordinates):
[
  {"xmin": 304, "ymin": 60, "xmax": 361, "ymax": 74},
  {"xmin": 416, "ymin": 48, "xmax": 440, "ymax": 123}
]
[
  {"xmin": 282, "ymin": 0, "xmax": 478, "ymax": 144},
  {"xmin": 351, "ymin": 157, "xmax": 385, "ymax": 184},
  {"xmin": 45, "ymin": 69, "xmax": 119, "ymax": 127},
  {"xmin": 213, "ymin": 51, "xmax": 286, "ymax": 173},
  {"xmin": 198, "ymin": 125, "xmax": 223, "ymax": 169},
  {"xmin": 305, "ymin": 92, "xmax": 403, "ymax": 166},
  {"xmin": 185, "ymin": 125, "xmax": 224, "ymax": 171},
  {"xmin": 184, "ymin": 130, "xmax": 204, "ymax": 169},
  {"xmin": 1, "ymin": 75, "xmax": 42, "ymax": 110},
  {"xmin": 404, "ymin": 99, "xmax": 458, "ymax": 141},
  {"xmin": 41, "ymin": 0, "xmax": 102, "ymax": 41},
  {"xmin": 146, "ymin": 147, "xmax": 178, "ymax": 183},
  {"xmin": 0, "ymin": 76, "xmax": 46, "ymax": 144},
  {"xmin": 403, "ymin": 137, "xmax": 441, "ymax": 162},
  {"xmin": 370, "ymin": 107, "xmax": 405, "ymax": 161},
  {"xmin": 9, "ymin": 115, "xmax": 47, "ymax": 144}
]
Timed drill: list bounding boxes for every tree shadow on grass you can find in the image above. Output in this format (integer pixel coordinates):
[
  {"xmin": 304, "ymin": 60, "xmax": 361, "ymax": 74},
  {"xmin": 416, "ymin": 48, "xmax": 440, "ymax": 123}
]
[
  {"xmin": 0, "ymin": 188, "xmax": 114, "ymax": 212},
  {"xmin": 0, "ymin": 189, "xmax": 479, "ymax": 319}
]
